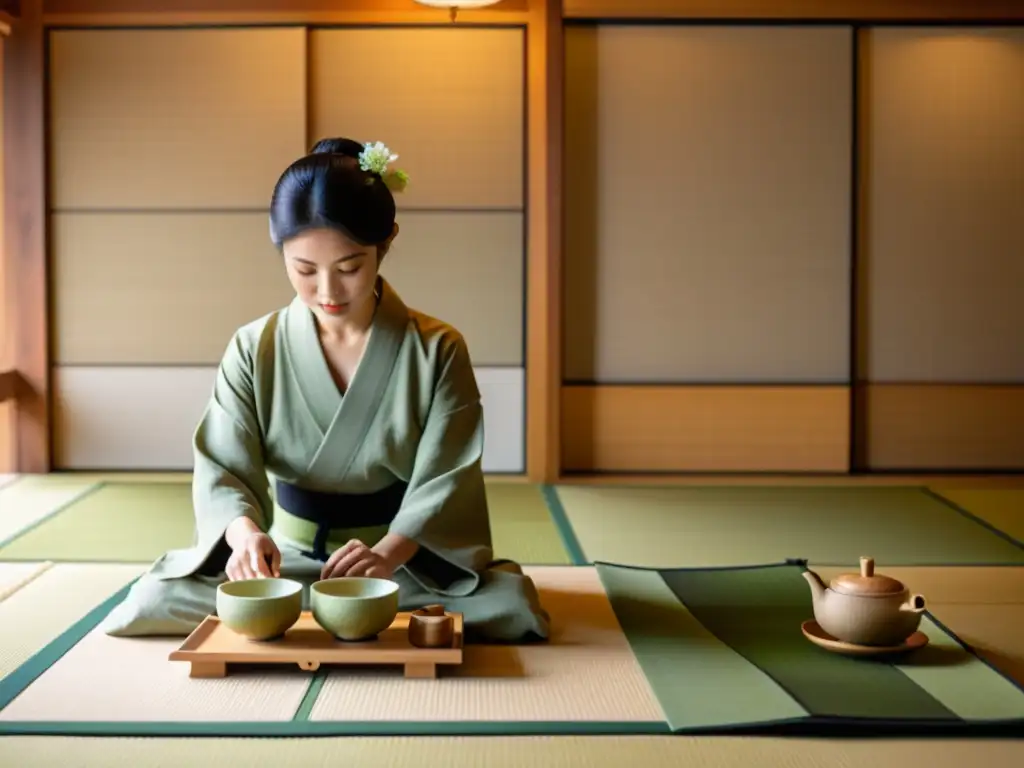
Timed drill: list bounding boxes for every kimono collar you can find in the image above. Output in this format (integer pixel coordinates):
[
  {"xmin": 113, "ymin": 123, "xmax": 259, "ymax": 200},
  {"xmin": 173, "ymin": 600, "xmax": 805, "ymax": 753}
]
[{"xmin": 282, "ymin": 276, "xmax": 409, "ymax": 440}]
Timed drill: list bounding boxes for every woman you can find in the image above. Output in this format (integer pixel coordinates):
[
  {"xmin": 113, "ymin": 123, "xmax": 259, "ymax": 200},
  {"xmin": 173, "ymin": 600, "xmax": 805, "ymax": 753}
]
[{"xmin": 100, "ymin": 138, "xmax": 550, "ymax": 643}]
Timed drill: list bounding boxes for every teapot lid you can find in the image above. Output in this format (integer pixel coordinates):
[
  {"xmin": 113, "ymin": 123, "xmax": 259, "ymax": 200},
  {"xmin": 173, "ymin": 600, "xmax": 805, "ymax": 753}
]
[{"xmin": 830, "ymin": 557, "xmax": 905, "ymax": 596}]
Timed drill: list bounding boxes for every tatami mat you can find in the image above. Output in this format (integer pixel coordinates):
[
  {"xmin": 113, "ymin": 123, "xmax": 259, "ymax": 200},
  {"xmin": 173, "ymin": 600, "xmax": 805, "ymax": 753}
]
[
  {"xmin": 54, "ymin": 473, "xmax": 193, "ymax": 484},
  {"xmin": 1, "ymin": 475, "xmax": 1022, "ymax": 764},
  {"xmin": 1, "ymin": 734, "xmax": 1023, "ymax": 768},
  {"xmin": 309, "ymin": 566, "xmax": 662, "ymax": 724},
  {"xmin": 0, "ymin": 566, "xmax": 663, "ymax": 731},
  {"xmin": 0, "ymin": 483, "xmax": 196, "ymax": 563},
  {"xmin": 0, "ymin": 629, "xmax": 315, "ymax": 724},
  {"xmin": 0, "ymin": 563, "xmax": 52, "ymax": 602},
  {"xmin": 0, "ymin": 475, "xmax": 101, "ymax": 550},
  {"xmin": 486, "ymin": 484, "xmax": 571, "ymax": 564},
  {"xmin": 0, "ymin": 479, "xmax": 570, "ymax": 565},
  {"xmin": 926, "ymin": 604, "xmax": 1024, "ymax": 689},
  {"xmin": 0, "ymin": 564, "xmax": 145, "ymax": 679},
  {"xmin": 552, "ymin": 485, "xmax": 1024, "ymax": 567},
  {"xmin": 928, "ymin": 489, "xmax": 1024, "ymax": 547}
]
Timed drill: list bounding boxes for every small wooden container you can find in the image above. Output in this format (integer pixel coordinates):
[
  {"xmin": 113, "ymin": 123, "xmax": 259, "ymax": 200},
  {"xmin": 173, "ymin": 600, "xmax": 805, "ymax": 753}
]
[{"xmin": 408, "ymin": 604, "xmax": 455, "ymax": 649}]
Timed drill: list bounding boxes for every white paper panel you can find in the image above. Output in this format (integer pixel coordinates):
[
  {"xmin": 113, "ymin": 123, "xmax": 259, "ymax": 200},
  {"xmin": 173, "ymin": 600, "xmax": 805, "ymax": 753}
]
[
  {"xmin": 53, "ymin": 366, "xmax": 524, "ymax": 473},
  {"xmin": 49, "ymin": 27, "xmax": 307, "ymax": 209}
]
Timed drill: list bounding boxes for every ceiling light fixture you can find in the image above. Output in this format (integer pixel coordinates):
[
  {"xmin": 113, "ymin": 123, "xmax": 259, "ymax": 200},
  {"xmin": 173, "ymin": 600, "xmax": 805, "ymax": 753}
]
[{"xmin": 414, "ymin": 1, "xmax": 502, "ymax": 23}]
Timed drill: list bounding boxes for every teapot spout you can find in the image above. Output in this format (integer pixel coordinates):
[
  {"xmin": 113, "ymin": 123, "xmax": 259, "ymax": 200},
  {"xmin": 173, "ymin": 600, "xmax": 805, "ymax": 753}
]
[
  {"xmin": 801, "ymin": 569, "xmax": 827, "ymax": 605},
  {"xmin": 901, "ymin": 594, "xmax": 927, "ymax": 614}
]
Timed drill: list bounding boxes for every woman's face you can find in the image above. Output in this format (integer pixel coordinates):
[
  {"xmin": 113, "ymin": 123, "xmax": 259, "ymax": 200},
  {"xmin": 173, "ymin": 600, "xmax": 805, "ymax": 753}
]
[{"xmin": 282, "ymin": 226, "xmax": 395, "ymax": 327}]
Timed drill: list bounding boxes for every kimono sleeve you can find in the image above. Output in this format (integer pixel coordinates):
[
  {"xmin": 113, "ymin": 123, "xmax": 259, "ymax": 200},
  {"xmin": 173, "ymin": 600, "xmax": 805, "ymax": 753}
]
[
  {"xmin": 190, "ymin": 330, "xmax": 275, "ymax": 555},
  {"xmin": 387, "ymin": 332, "xmax": 494, "ymax": 597}
]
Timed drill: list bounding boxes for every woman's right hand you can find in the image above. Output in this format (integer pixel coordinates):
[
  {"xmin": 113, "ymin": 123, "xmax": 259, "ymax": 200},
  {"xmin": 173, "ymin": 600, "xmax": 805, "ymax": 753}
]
[{"xmin": 226, "ymin": 531, "xmax": 282, "ymax": 581}]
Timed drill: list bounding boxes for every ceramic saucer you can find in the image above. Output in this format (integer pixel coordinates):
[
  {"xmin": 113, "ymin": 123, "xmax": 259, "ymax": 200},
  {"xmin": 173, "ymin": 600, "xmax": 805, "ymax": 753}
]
[{"xmin": 801, "ymin": 619, "xmax": 929, "ymax": 657}]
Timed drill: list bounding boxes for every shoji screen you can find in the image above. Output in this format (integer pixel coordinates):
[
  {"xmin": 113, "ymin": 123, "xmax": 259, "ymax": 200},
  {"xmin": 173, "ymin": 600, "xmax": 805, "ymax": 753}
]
[
  {"xmin": 49, "ymin": 27, "xmax": 306, "ymax": 470},
  {"xmin": 857, "ymin": 27, "xmax": 1024, "ymax": 471},
  {"xmin": 49, "ymin": 25, "xmax": 528, "ymax": 472},
  {"xmin": 563, "ymin": 25, "xmax": 853, "ymax": 472},
  {"xmin": 307, "ymin": 27, "xmax": 526, "ymax": 472}
]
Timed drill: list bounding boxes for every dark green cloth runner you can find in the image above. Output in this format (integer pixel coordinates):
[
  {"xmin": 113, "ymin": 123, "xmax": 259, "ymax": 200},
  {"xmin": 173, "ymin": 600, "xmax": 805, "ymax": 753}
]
[
  {"xmin": 598, "ymin": 561, "xmax": 1024, "ymax": 735},
  {"xmin": 660, "ymin": 565, "xmax": 955, "ymax": 721}
]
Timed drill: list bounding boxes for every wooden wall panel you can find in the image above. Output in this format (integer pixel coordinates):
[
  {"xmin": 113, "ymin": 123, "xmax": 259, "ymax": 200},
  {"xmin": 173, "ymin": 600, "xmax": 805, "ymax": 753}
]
[
  {"xmin": 309, "ymin": 27, "xmax": 524, "ymax": 210},
  {"xmin": 48, "ymin": 27, "xmax": 307, "ymax": 209},
  {"xmin": 562, "ymin": 385, "xmax": 850, "ymax": 473},
  {"xmin": 858, "ymin": 28, "xmax": 1024, "ymax": 470},
  {"xmin": 859, "ymin": 385, "xmax": 1024, "ymax": 471},
  {"xmin": 564, "ymin": 25, "xmax": 851, "ymax": 384}
]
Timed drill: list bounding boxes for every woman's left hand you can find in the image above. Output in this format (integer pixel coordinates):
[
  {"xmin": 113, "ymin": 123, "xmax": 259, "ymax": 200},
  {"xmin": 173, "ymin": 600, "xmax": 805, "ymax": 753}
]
[{"xmin": 320, "ymin": 539, "xmax": 394, "ymax": 580}]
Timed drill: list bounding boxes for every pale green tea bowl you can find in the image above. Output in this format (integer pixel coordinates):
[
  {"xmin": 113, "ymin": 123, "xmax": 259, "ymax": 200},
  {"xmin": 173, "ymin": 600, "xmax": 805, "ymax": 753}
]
[
  {"xmin": 311, "ymin": 577, "xmax": 400, "ymax": 641},
  {"xmin": 216, "ymin": 577, "xmax": 304, "ymax": 641}
]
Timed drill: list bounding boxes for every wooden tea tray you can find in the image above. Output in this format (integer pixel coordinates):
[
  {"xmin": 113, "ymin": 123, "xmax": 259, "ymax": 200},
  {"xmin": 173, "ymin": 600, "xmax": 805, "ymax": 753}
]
[{"xmin": 169, "ymin": 610, "xmax": 464, "ymax": 679}]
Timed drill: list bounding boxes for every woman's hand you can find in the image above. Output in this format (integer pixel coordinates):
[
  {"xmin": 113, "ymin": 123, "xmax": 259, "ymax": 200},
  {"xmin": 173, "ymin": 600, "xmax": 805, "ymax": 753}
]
[
  {"xmin": 320, "ymin": 539, "xmax": 393, "ymax": 581},
  {"xmin": 226, "ymin": 531, "xmax": 282, "ymax": 581}
]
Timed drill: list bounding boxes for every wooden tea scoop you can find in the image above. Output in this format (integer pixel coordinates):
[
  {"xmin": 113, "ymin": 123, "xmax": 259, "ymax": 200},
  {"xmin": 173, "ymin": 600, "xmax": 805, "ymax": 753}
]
[{"xmin": 408, "ymin": 604, "xmax": 454, "ymax": 648}]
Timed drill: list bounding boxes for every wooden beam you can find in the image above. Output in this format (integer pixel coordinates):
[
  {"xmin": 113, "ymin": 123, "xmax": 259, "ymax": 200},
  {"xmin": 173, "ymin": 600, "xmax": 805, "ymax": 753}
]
[
  {"xmin": 43, "ymin": 0, "xmax": 526, "ymax": 9},
  {"xmin": 563, "ymin": 0, "xmax": 1024, "ymax": 21},
  {"xmin": 525, "ymin": 0, "xmax": 562, "ymax": 483},
  {"xmin": 3, "ymin": 0, "xmax": 48, "ymax": 472},
  {"xmin": 43, "ymin": 0, "xmax": 530, "ymax": 26}
]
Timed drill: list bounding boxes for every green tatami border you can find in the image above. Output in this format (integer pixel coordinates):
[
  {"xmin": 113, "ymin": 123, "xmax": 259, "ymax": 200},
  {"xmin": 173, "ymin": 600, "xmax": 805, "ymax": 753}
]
[
  {"xmin": 540, "ymin": 484, "xmax": 587, "ymax": 565},
  {"xmin": 923, "ymin": 487, "xmax": 1024, "ymax": 552},
  {"xmin": 0, "ymin": 721, "xmax": 672, "ymax": 738}
]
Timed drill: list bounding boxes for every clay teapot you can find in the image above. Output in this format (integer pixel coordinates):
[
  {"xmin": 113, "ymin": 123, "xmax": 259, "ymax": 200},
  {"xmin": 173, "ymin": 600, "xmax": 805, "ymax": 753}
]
[{"xmin": 802, "ymin": 557, "xmax": 927, "ymax": 646}]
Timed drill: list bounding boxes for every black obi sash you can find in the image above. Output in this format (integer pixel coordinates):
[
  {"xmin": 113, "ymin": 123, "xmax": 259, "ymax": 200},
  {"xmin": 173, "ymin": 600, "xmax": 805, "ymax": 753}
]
[{"xmin": 275, "ymin": 479, "xmax": 407, "ymax": 562}]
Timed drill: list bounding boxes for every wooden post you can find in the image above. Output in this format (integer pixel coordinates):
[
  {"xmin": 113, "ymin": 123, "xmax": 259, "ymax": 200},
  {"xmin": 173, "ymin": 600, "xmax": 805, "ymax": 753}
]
[
  {"xmin": 0, "ymin": 10, "xmax": 13, "ymax": 473},
  {"xmin": 2, "ymin": 0, "xmax": 48, "ymax": 473},
  {"xmin": 525, "ymin": 0, "xmax": 563, "ymax": 483}
]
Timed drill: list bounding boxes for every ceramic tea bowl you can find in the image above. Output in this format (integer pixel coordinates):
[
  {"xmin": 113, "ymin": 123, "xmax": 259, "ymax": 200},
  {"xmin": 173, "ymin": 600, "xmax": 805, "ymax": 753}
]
[
  {"xmin": 216, "ymin": 577, "xmax": 304, "ymax": 641},
  {"xmin": 311, "ymin": 577, "xmax": 400, "ymax": 641}
]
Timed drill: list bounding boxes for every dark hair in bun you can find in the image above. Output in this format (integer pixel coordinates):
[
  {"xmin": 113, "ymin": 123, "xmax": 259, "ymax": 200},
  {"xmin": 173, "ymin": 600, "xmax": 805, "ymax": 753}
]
[{"xmin": 268, "ymin": 137, "xmax": 401, "ymax": 248}]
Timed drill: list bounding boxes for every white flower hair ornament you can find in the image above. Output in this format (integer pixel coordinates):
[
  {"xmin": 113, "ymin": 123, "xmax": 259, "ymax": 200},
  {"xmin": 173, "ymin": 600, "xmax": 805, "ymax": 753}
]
[{"xmin": 359, "ymin": 141, "xmax": 410, "ymax": 193}]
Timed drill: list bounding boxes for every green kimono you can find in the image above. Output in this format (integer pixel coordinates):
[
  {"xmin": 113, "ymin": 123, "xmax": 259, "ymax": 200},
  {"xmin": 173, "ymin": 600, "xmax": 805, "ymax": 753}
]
[{"xmin": 100, "ymin": 278, "xmax": 550, "ymax": 643}]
